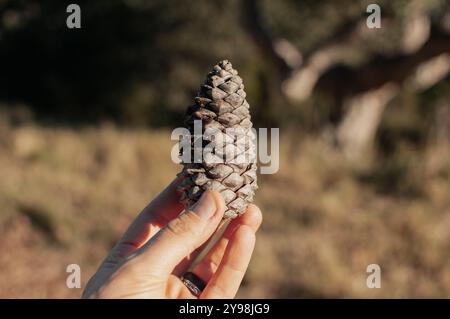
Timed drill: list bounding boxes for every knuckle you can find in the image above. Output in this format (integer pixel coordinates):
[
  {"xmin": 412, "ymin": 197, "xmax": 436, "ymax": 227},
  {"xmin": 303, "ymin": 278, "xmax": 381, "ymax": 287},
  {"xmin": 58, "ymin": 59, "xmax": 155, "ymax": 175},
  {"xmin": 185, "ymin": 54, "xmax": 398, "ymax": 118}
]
[{"xmin": 166, "ymin": 212, "xmax": 203, "ymax": 238}]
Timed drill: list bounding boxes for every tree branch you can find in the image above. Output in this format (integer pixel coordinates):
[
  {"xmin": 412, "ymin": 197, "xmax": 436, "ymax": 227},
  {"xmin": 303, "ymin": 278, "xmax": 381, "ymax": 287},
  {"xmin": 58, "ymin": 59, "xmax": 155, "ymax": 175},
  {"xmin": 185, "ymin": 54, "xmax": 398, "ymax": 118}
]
[
  {"xmin": 316, "ymin": 26, "xmax": 450, "ymax": 99},
  {"xmin": 240, "ymin": 0, "xmax": 450, "ymax": 104}
]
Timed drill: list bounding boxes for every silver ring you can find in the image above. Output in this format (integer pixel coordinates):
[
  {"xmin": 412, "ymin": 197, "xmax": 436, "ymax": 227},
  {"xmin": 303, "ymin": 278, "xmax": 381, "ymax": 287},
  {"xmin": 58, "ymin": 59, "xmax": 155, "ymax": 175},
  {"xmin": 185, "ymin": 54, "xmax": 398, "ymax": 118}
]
[{"xmin": 181, "ymin": 272, "xmax": 206, "ymax": 297}]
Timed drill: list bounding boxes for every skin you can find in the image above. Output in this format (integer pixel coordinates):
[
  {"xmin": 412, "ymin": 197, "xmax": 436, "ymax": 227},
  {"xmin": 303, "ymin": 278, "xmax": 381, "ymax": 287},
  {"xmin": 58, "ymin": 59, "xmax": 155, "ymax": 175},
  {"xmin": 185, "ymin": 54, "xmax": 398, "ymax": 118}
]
[{"xmin": 82, "ymin": 178, "xmax": 262, "ymax": 299}]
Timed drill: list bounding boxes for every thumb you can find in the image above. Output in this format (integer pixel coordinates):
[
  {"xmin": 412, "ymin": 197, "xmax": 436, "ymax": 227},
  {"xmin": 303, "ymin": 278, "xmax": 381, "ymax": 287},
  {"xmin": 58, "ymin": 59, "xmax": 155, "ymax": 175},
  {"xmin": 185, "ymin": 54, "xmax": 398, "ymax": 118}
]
[{"xmin": 129, "ymin": 190, "xmax": 225, "ymax": 277}]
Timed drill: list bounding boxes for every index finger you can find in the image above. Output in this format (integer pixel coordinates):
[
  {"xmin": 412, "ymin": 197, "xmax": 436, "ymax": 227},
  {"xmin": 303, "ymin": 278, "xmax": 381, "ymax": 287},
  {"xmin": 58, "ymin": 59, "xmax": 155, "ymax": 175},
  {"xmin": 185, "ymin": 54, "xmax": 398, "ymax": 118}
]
[{"xmin": 200, "ymin": 225, "xmax": 256, "ymax": 299}]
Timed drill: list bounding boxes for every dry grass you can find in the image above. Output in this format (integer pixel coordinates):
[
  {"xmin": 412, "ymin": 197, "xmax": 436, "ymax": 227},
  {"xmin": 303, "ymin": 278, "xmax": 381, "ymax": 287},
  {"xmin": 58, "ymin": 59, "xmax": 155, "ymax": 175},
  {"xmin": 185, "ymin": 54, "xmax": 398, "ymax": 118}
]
[{"xmin": 0, "ymin": 119, "xmax": 449, "ymax": 298}]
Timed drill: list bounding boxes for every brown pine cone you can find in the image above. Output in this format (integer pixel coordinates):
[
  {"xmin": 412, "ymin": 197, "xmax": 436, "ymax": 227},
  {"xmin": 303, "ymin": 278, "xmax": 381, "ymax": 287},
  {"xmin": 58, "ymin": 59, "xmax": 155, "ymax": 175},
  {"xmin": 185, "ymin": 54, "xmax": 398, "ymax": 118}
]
[{"xmin": 177, "ymin": 60, "xmax": 258, "ymax": 219}]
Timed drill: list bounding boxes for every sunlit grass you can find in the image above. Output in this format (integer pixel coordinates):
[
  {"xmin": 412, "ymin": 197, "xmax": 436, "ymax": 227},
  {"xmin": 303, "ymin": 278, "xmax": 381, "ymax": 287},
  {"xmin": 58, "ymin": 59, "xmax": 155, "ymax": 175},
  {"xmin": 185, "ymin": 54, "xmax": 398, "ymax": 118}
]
[{"xmin": 0, "ymin": 121, "xmax": 449, "ymax": 297}]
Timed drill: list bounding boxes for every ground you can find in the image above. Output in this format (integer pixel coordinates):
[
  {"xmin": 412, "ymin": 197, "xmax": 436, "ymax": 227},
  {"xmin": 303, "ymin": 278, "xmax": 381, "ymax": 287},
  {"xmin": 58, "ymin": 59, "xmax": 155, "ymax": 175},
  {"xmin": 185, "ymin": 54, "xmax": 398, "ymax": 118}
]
[{"xmin": 0, "ymin": 121, "xmax": 449, "ymax": 298}]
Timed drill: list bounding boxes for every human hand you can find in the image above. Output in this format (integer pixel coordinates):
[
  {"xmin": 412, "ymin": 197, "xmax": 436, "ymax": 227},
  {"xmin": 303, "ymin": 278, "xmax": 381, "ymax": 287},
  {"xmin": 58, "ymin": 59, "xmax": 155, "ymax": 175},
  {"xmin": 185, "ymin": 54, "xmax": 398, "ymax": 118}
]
[{"xmin": 82, "ymin": 178, "xmax": 262, "ymax": 299}]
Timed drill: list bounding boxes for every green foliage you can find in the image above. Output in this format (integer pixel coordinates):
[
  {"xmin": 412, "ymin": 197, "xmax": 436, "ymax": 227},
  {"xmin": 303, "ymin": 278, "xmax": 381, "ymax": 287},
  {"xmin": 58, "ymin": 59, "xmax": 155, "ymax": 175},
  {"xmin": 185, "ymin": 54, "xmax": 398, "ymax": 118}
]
[
  {"xmin": 0, "ymin": 0, "xmax": 449, "ymax": 142},
  {"xmin": 0, "ymin": 0, "xmax": 255, "ymax": 126}
]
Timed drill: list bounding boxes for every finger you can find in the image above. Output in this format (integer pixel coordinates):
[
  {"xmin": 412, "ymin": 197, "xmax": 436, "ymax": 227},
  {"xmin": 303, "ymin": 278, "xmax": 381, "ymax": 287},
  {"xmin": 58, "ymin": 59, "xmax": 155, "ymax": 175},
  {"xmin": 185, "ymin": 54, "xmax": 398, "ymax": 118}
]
[
  {"xmin": 127, "ymin": 190, "xmax": 226, "ymax": 277},
  {"xmin": 106, "ymin": 177, "xmax": 184, "ymax": 263},
  {"xmin": 172, "ymin": 204, "xmax": 261, "ymax": 276},
  {"xmin": 171, "ymin": 219, "xmax": 229, "ymax": 277},
  {"xmin": 165, "ymin": 275, "xmax": 197, "ymax": 299},
  {"xmin": 200, "ymin": 225, "xmax": 256, "ymax": 299},
  {"xmin": 192, "ymin": 205, "xmax": 262, "ymax": 282}
]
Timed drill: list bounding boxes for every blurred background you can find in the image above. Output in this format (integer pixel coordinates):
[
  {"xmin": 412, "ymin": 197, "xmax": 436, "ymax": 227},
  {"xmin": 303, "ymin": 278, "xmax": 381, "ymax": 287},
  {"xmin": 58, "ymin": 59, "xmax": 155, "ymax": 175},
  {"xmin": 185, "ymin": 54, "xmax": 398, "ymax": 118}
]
[{"xmin": 0, "ymin": 0, "xmax": 449, "ymax": 298}]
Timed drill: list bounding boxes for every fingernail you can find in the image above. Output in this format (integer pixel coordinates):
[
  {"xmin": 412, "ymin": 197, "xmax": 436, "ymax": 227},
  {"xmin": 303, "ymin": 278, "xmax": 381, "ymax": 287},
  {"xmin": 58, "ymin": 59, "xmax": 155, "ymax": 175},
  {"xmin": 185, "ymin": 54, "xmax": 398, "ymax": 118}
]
[{"xmin": 191, "ymin": 191, "xmax": 217, "ymax": 220}]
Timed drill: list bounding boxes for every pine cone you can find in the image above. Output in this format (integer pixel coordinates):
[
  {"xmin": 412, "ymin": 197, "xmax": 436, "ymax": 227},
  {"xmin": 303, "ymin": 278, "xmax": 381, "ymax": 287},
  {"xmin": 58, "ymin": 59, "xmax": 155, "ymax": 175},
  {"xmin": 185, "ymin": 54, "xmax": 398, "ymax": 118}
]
[{"xmin": 177, "ymin": 60, "xmax": 258, "ymax": 219}]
